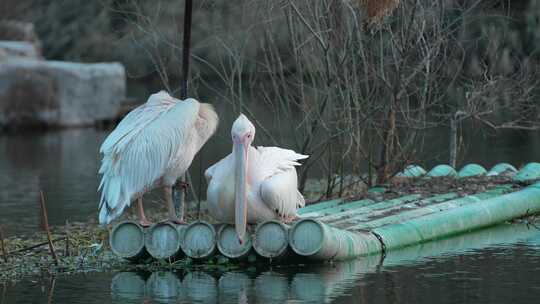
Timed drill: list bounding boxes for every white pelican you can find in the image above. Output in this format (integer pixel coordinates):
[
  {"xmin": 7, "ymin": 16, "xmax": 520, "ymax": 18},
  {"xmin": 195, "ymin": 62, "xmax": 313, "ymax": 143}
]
[
  {"xmin": 98, "ymin": 91, "xmax": 218, "ymax": 226},
  {"xmin": 205, "ymin": 114, "xmax": 308, "ymax": 242}
]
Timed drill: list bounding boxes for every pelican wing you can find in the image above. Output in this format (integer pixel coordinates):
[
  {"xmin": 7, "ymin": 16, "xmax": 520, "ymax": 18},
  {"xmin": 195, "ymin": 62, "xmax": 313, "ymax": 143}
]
[
  {"xmin": 98, "ymin": 93, "xmax": 200, "ymax": 224},
  {"xmin": 254, "ymin": 147, "xmax": 308, "ymax": 218}
]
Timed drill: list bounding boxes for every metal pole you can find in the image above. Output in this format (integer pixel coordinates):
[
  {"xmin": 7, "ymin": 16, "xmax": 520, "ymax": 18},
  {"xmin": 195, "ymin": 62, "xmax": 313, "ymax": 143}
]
[{"xmin": 176, "ymin": 0, "xmax": 194, "ymax": 221}]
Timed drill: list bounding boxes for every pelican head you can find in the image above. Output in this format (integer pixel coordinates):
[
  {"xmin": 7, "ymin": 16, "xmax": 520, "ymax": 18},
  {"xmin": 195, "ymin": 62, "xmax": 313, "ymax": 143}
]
[{"xmin": 231, "ymin": 114, "xmax": 255, "ymax": 244}]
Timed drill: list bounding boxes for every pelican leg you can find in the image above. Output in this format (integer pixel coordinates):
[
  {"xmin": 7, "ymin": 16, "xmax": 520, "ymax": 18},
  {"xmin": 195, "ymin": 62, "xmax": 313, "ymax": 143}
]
[
  {"xmin": 164, "ymin": 186, "xmax": 185, "ymax": 224},
  {"xmin": 137, "ymin": 197, "xmax": 153, "ymax": 227}
]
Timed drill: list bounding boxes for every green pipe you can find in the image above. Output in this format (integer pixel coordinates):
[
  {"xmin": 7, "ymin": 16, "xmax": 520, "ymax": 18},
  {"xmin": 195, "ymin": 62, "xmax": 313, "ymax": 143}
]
[
  {"xmin": 367, "ymin": 187, "xmax": 386, "ymax": 193},
  {"xmin": 426, "ymin": 164, "xmax": 457, "ymax": 177},
  {"xmin": 395, "ymin": 165, "xmax": 426, "ymax": 177},
  {"xmin": 457, "ymin": 164, "xmax": 487, "ymax": 178},
  {"xmin": 253, "ymin": 220, "xmax": 291, "ymax": 259},
  {"xmin": 181, "ymin": 221, "xmax": 217, "ymax": 259},
  {"xmin": 299, "ymin": 199, "xmax": 374, "ymax": 218},
  {"xmin": 288, "ymin": 219, "xmax": 381, "ymax": 260},
  {"xmin": 216, "ymin": 224, "xmax": 253, "ymax": 260},
  {"xmin": 320, "ymin": 194, "xmax": 422, "ymax": 224},
  {"xmin": 144, "ymin": 222, "xmax": 186, "ymax": 260},
  {"xmin": 383, "ymin": 222, "xmax": 540, "ymax": 267},
  {"xmin": 109, "ymin": 220, "xmax": 148, "ymax": 261},
  {"xmin": 513, "ymin": 162, "xmax": 540, "ymax": 183},
  {"xmin": 298, "ymin": 199, "xmax": 343, "ymax": 215},
  {"xmin": 331, "ymin": 192, "xmax": 463, "ymax": 228},
  {"xmin": 487, "ymin": 163, "xmax": 517, "ymax": 176},
  {"xmin": 373, "ymin": 183, "xmax": 540, "ymax": 251},
  {"xmin": 346, "ymin": 186, "xmax": 512, "ymax": 230}
]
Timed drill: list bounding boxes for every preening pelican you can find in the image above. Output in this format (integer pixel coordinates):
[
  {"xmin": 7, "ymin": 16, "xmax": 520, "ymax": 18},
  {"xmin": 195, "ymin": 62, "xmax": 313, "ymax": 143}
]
[
  {"xmin": 205, "ymin": 114, "xmax": 308, "ymax": 242},
  {"xmin": 98, "ymin": 91, "xmax": 218, "ymax": 226}
]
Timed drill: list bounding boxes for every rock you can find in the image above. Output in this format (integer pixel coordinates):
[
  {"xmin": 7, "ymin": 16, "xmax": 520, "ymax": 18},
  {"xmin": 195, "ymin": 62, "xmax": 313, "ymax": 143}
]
[
  {"xmin": 0, "ymin": 41, "xmax": 41, "ymax": 59},
  {"xmin": 0, "ymin": 59, "xmax": 125, "ymax": 128},
  {"xmin": 0, "ymin": 20, "xmax": 42, "ymax": 55}
]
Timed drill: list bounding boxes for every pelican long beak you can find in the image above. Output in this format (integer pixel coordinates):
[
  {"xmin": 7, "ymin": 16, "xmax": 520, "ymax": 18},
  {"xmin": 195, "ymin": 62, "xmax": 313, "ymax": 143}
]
[{"xmin": 234, "ymin": 139, "xmax": 249, "ymax": 244}]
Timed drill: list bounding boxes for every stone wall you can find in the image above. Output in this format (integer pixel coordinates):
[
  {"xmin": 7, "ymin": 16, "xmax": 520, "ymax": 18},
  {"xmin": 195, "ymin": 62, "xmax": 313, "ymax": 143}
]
[{"xmin": 0, "ymin": 20, "xmax": 126, "ymax": 129}]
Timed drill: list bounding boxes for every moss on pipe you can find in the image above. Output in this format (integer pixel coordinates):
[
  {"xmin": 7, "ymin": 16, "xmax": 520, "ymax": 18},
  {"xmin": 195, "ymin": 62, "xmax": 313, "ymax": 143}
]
[
  {"xmin": 321, "ymin": 194, "xmax": 422, "ymax": 224},
  {"xmin": 373, "ymin": 183, "xmax": 540, "ymax": 251},
  {"xmin": 299, "ymin": 199, "xmax": 374, "ymax": 218},
  {"xmin": 458, "ymin": 164, "xmax": 487, "ymax": 178},
  {"xmin": 298, "ymin": 199, "xmax": 343, "ymax": 215},
  {"xmin": 347, "ymin": 186, "xmax": 512, "ymax": 230}
]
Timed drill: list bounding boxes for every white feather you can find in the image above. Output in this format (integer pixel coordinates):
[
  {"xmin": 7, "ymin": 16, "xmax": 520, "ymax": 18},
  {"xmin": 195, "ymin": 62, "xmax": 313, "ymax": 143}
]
[{"xmin": 98, "ymin": 91, "xmax": 217, "ymax": 224}]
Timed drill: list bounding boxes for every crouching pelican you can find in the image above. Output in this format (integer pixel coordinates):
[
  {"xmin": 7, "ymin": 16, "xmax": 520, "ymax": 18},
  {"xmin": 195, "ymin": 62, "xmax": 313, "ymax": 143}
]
[
  {"xmin": 98, "ymin": 91, "xmax": 218, "ymax": 226},
  {"xmin": 205, "ymin": 114, "xmax": 308, "ymax": 242}
]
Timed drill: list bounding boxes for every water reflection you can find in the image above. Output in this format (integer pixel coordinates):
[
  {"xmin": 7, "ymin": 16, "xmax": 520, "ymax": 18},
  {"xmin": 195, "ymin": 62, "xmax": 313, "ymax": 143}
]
[
  {"xmin": 105, "ymin": 223, "xmax": 540, "ymax": 304},
  {"xmin": 2, "ymin": 223, "xmax": 540, "ymax": 303}
]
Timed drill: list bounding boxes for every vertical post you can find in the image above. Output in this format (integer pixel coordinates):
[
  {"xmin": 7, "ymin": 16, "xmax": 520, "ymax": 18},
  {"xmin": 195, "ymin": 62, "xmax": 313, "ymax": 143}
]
[
  {"xmin": 0, "ymin": 226, "xmax": 7, "ymax": 263},
  {"xmin": 40, "ymin": 191, "xmax": 59, "ymax": 266},
  {"xmin": 180, "ymin": 0, "xmax": 193, "ymax": 100},
  {"xmin": 175, "ymin": 0, "xmax": 194, "ymax": 221}
]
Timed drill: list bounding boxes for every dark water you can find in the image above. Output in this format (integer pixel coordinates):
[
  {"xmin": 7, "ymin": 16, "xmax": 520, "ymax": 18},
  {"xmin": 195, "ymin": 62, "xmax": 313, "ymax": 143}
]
[
  {"xmin": 0, "ymin": 124, "xmax": 539, "ymax": 235},
  {"xmin": 2, "ymin": 222, "xmax": 540, "ymax": 303}
]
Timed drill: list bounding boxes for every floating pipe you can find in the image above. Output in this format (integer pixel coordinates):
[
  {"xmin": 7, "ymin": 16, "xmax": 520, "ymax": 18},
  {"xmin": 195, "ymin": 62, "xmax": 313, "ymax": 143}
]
[
  {"xmin": 426, "ymin": 164, "xmax": 457, "ymax": 177},
  {"xmin": 395, "ymin": 165, "xmax": 427, "ymax": 177},
  {"xmin": 373, "ymin": 183, "xmax": 540, "ymax": 251},
  {"xmin": 181, "ymin": 221, "xmax": 217, "ymax": 259},
  {"xmin": 513, "ymin": 162, "xmax": 540, "ymax": 183},
  {"xmin": 289, "ymin": 219, "xmax": 381, "ymax": 261},
  {"xmin": 345, "ymin": 186, "xmax": 512, "ymax": 230},
  {"xmin": 253, "ymin": 220, "xmax": 291, "ymax": 259},
  {"xmin": 216, "ymin": 224, "xmax": 253, "ymax": 260},
  {"xmin": 458, "ymin": 164, "xmax": 487, "ymax": 178},
  {"xmin": 299, "ymin": 199, "xmax": 374, "ymax": 218},
  {"xmin": 144, "ymin": 222, "xmax": 186, "ymax": 260},
  {"xmin": 109, "ymin": 220, "xmax": 148, "ymax": 260},
  {"xmin": 487, "ymin": 163, "xmax": 517, "ymax": 176},
  {"xmin": 383, "ymin": 222, "xmax": 540, "ymax": 268},
  {"xmin": 298, "ymin": 199, "xmax": 343, "ymax": 215},
  {"xmin": 321, "ymin": 194, "xmax": 422, "ymax": 224}
]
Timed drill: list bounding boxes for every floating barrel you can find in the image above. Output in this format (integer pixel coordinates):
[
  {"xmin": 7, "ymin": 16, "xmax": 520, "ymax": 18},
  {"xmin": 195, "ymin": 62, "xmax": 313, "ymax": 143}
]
[
  {"xmin": 487, "ymin": 163, "xmax": 517, "ymax": 176},
  {"xmin": 182, "ymin": 221, "xmax": 217, "ymax": 259},
  {"xmin": 109, "ymin": 220, "xmax": 147, "ymax": 260},
  {"xmin": 395, "ymin": 165, "xmax": 427, "ymax": 177},
  {"xmin": 514, "ymin": 162, "xmax": 540, "ymax": 183},
  {"xmin": 216, "ymin": 224, "xmax": 252, "ymax": 260},
  {"xmin": 144, "ymin": 222, "xmax": 186, "ymax": 260},
  {"xmin": 289, "ymin": 219, "xmax": 381, "ymax": 261},
  {"xmin": 253, "ymin": 220, "xmax": 290, "ymax": 259},
  {"xmin": 111, "ymin": 272, "xmax": 146, "ymax": 301},
  {"xmin": 183, "ymin": 271, "xmax": 218, "ymax": 303},
  {"xmin": 458, "ymin": 164, "xmax": 487, "ymax": 178},
  {"xmin": 426, "ymin": 164, "xmax": 457, "ymax": 177},
  {"xmin": 146, "ymin": 272, "xmax": 183, "ymax": 303}
]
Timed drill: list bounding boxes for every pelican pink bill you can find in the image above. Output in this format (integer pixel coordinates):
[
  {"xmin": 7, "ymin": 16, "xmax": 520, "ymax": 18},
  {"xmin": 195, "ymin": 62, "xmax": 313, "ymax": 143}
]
[{"xmin": 206, "ymin": 114, "xmax": 309, "ymax": 243}]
